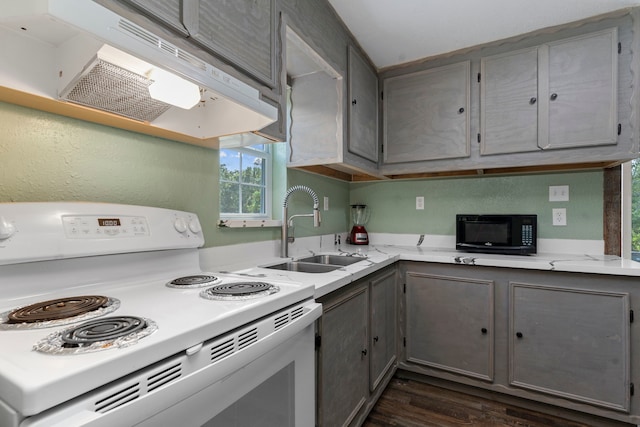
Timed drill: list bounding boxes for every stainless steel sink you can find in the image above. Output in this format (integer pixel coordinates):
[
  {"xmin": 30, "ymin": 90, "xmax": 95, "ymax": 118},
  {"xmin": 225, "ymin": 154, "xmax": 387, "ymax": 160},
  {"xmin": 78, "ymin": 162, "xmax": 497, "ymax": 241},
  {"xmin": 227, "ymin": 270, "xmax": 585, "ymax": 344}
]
[
  {"xmin": 264, "ymin": 262, "xmax": 342, "ymax": 273},
  {"xmin": 296, "ymin": 254, "xmax": 364, "ymax": 266}
]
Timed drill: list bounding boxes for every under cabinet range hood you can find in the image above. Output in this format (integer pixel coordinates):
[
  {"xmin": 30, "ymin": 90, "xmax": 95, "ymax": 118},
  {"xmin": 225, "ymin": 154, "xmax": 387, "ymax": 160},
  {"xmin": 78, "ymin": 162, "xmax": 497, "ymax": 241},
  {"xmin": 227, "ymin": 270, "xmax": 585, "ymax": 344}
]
[{"xmin": 0, "ymin": 0, "xmax": 277, "ymax": 144}]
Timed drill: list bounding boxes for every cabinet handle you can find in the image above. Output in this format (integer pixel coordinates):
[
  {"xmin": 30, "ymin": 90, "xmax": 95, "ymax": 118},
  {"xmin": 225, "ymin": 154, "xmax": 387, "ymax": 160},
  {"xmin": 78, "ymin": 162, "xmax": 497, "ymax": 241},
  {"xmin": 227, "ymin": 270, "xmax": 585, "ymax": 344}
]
[
  {"xmin": 458, "ymin": 107, "xmax": 465, "ymax": 114},
  {"xmin": 352, "ymin": 99, "xmax": 357, "ymax": 105},
  {"xmin": 529, "ymin": 97, "xmax": 537, "ymax": 105},
  {"xmin": 481, "ymin": 328, "xmax": 487, "ymax": 334},
  {"xmin": 373, "ymin": 336, "xmax": 379, "ymax": 343},
  {"xmin": 550, "ymin": 93, "xmax": 558, "ymax": 101},
  {"xmin": 516, "ymin": 332, "xmax": 523, "ymax": 339},
  {"xmin": 361, "ymin": 349, "xmax": 368, "ymax": 356}
]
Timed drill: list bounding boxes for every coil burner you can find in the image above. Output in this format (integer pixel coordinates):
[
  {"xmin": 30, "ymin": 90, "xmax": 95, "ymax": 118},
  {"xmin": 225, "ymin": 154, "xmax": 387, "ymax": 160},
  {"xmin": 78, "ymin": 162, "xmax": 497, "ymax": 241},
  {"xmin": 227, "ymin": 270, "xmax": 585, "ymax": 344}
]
[
  {"xmin": 200, "ymin": 282, "xmax": 280, "ymax": 301},
  {"xmin": 166, "ymin": 275, "xmax": 222, "ymax": 289},
  {"xmin": 34, "ymin": 316, "xmax": 157, "ymax": 355},
  {"xmin": 0, "ymin": 296, "xmax": 120, "ymax": 330}
]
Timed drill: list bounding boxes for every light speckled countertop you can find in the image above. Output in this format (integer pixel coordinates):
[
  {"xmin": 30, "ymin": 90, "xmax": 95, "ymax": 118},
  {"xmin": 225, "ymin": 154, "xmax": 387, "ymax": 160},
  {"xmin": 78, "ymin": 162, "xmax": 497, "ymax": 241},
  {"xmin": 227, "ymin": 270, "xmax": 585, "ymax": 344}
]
[{"xmin": 200, "ymin": 239, "xmax": 640, "ymax": 299}]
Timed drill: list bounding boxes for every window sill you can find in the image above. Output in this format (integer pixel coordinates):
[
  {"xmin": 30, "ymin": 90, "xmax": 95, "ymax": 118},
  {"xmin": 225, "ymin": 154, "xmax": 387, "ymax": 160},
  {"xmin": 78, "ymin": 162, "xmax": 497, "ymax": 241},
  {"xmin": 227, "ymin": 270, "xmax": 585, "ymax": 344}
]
[{"xmin": 218, "ymin": 219, "xmax": 283, "ymax": 228}]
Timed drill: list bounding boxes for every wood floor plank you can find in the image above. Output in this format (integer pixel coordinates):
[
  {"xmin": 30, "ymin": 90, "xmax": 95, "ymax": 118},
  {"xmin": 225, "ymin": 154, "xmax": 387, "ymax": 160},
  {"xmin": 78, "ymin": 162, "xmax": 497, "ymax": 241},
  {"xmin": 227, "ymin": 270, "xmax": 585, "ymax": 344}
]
[{"xmin": 362, "ymin": 378, "xmax": 632, "ymax": 427}]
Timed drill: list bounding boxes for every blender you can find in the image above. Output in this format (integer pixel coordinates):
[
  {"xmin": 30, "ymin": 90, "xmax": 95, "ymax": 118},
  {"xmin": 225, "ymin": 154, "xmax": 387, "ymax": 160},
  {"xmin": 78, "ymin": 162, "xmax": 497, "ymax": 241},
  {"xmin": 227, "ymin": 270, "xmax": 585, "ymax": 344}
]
[{"xmin": 350, "ymin": 204, "xmax": 371, "ymax": 245}]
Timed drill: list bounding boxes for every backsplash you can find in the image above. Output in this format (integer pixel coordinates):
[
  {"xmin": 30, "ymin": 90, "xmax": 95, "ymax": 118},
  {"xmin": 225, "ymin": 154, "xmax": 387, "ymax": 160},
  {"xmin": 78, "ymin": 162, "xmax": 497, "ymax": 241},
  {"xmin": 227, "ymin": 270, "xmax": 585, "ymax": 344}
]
[
  {"xmin": 349, "ymin": 171, "xmax": 603, "ymax": 240},
  {"xmin": 1, "ymin": 101, "xmax": 603, "ymax": 248}
]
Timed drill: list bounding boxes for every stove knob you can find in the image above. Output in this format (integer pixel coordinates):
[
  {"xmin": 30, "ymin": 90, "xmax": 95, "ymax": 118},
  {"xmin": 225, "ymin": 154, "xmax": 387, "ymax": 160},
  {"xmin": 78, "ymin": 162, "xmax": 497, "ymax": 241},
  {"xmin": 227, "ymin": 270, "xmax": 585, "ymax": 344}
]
[
  {"xmin": 174, "ymin": 217, "xmax": 188, "ymax": 233},
  {"xmin": 188, "ymin": 220, "xmax": 201, "ymax": 234},
  {"xmin": 0, "ymin": 217, "xmax": 15, "ymax": 240}
]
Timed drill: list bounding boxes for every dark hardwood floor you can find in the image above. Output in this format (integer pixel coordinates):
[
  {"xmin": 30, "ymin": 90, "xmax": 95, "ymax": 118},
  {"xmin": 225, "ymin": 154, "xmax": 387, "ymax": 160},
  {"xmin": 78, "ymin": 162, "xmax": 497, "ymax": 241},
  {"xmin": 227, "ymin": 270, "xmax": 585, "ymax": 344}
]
[{"xmin": 363, "ymin": 378, "xmax": 633, "ymax": 427}]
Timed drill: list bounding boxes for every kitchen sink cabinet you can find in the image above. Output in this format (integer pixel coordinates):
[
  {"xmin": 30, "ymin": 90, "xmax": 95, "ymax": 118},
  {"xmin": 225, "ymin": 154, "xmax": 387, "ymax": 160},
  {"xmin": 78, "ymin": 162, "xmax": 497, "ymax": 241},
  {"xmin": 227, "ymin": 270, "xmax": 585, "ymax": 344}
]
[
  {"xmin": 317, "ymin": 283, "xmax": 369, "ymax": 427},
  {"xmin": 509, "ymin": 283, "xmax": 631, "ymax": 412},
  {"xmin": 480, "ymin": 28, "xmax": 618, "ymax": 156},
  {"xmin": 317, "ymin": 265, "xmax": 398, "ymax": 426},
  {"xmin": 382, "ymin": 61, "xmax": 471, "ymax": 164},
  {"xmin": 369, "ymin": 267, "xmax": 397, "ymax": 391},
  {"xmin": 404, "ymin": 271, "xmax": 494, "ymax": 381}
]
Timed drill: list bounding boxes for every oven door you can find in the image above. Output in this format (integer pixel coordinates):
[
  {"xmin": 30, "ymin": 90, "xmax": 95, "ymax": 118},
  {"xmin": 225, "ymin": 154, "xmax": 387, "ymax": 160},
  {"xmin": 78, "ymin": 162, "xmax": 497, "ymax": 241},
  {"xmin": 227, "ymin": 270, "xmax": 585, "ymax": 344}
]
[{"xmin": 22, "ymin": 302, "xmax": 321, "ymax": 427}]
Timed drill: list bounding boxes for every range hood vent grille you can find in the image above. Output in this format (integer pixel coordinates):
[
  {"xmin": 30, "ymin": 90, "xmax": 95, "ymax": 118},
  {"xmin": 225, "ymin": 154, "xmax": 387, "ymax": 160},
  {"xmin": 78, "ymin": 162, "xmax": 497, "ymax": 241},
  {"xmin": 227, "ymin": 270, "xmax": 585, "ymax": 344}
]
[
  {"xmin": 117, "ymin": 19, "xmax": 207, "ymax": 72},
  {"xmin": 62, "ymin": 59, "xmax": 171, "ymax": 122}
]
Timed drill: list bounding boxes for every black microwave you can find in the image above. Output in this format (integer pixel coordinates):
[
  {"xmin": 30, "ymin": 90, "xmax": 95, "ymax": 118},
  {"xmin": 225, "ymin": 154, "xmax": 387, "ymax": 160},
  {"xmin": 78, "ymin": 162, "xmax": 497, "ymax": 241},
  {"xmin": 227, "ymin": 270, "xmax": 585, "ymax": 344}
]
[{"xmin": 456, "ymin": 214, "xmax": 537, "ymax": 255}]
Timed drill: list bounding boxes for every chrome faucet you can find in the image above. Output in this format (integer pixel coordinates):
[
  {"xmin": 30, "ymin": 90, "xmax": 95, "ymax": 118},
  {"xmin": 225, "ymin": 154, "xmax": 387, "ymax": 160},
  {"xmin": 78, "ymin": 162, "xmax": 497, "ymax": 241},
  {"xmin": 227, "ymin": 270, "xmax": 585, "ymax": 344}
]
[{"xmin": 282, "ymin": 185, "xmax": 321, "ymax": 258}]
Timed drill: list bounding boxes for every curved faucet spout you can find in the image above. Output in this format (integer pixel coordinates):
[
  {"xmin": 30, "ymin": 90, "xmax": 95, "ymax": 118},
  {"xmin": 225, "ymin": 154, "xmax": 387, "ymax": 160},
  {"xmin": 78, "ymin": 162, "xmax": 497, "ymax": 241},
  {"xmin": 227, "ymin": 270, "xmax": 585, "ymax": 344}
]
[{"xmin": 282, "ymin": 185, "xmax": 321, "ymax": 257}]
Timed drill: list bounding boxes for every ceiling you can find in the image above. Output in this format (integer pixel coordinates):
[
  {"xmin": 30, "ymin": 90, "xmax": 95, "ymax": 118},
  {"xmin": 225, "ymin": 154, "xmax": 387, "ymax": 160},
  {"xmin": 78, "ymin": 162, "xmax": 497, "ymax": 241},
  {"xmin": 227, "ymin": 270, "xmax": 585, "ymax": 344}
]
[{"xmin": 327, "ymin": 0, "xmax": 640, "ymax": 69}]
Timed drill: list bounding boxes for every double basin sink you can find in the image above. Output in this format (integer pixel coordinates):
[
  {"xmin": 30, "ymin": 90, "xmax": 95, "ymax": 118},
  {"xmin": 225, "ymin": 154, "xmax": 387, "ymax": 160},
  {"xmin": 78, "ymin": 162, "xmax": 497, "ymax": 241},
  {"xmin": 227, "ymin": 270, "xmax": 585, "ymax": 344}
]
[{"xmin": 264, "ymin": 254, "xmax": 364, "ymax": 273}]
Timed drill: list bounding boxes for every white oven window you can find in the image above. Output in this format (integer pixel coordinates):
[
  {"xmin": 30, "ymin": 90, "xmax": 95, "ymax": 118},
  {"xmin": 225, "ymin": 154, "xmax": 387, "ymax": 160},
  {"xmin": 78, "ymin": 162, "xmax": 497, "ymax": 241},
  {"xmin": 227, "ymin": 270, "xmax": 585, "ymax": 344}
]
[{"xmin": 203, "ymin": 363, "xmax": 294, "ymax": 427}]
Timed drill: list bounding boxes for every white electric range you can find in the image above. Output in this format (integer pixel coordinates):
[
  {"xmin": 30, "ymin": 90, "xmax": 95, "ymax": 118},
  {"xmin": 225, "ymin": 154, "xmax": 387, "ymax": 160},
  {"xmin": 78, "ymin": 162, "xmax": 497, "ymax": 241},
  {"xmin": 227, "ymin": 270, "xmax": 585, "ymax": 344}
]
[{"xmin": 0, "ymin": 202, "xmax": 320, "ymax": 427}]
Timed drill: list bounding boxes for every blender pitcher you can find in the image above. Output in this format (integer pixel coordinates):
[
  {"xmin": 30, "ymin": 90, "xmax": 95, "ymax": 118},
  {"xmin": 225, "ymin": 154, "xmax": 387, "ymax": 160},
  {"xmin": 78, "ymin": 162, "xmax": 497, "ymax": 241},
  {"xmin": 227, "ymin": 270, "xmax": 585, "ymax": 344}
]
[{"xmin": 350, "ymin": 204, "xmax": 370, "ymax": 245}]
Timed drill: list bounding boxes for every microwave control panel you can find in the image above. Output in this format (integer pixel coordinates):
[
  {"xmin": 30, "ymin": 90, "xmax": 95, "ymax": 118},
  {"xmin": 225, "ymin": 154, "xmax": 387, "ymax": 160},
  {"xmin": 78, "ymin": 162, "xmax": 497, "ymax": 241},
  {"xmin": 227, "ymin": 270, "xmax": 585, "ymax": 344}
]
[{"xmin": 521, "ymin": 224, "xmax": 534, "ymax": 246}]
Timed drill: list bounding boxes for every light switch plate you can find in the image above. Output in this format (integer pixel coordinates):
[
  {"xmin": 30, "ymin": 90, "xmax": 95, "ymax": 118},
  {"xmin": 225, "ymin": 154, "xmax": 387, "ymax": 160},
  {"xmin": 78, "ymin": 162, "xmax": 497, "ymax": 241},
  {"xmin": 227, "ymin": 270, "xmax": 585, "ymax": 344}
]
[
  {"xmin": 323, "ymin": 196, "xmax": 329, "ymax": 211},
  {"xmin": 549, "ymin": 185, "xmax": 569, "ymax": 202}
]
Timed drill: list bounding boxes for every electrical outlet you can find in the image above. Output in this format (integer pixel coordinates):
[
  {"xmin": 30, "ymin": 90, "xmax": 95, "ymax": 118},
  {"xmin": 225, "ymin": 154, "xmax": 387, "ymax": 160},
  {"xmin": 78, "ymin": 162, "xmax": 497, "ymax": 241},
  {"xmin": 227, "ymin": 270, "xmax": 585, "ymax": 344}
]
[
  {"xmin": 552, "ymin": 208, "xmax": 567, "ymax": 226},
  {"xmin": 549, "ymin": 185, "xmax": 569, "ymax": 202},
  {"xmin": 323, "ymin": 196, "xmax": 329, "ymax": 211},
  {"xmin": 416, "ymin": 196, "xmax": 424, "ymax": 210}
]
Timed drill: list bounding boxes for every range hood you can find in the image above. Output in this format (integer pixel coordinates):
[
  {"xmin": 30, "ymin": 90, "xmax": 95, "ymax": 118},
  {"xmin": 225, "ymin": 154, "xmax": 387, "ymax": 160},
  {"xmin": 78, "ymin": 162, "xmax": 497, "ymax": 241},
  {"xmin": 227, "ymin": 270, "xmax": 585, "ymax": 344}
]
[{"xmin": 0, "ymin": 0, "xmax": 278, "ymax": 144}]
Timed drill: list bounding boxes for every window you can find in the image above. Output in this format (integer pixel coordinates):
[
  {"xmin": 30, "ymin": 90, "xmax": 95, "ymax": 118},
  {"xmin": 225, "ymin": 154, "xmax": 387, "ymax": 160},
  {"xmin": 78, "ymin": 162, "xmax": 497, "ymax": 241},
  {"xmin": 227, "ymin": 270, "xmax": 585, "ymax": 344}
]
[{"xmin": 220, "ymin": 144, "xmax": 271, "ymax": 218}]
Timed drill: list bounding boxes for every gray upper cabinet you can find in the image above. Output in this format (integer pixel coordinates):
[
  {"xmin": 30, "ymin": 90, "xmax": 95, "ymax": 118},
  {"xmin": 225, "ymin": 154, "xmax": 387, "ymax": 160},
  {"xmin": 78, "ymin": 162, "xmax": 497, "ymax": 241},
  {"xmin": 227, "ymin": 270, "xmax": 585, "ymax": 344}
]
[
  {"xmin": 118, "ymin": 0, "xmax": 187, "ymax": 35},
  {"xmin": 405, "ymin": 272, "xmax": 494, "ymax": 381},
  {"xmin": 383, "ymin": 61, "xmax": 471, "ymax": 163},
  {"xmin": 509, "ymin": 283, "xmax": 630, "ymax": 412},
  {"xmin": 348, "ymin": 46, "xmax": 379, "ymax": 163},
  {"xmin": 480, "ymin": 28, "xmax": 618, "ymax": 156},
  {"xmin": 543, "ymin": 28, "xmax": 618, "ymax": 150},
  {"xmin": 480, "ymin": 47, "xmax": 539, "ymax": 155},
  {"xmin": 183, "ymin": 0, "xmax": 277, "ymax": 88}
]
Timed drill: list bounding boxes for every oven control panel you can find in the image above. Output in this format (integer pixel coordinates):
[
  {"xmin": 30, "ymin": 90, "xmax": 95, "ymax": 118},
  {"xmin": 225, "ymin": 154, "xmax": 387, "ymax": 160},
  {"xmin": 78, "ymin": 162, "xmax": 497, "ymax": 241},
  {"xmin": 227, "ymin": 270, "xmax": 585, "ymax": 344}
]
[
  {"xmin": 0, "ymin": 202, "xmax": 205, "ymax": 265},
  {"xmin": 62, "ymin": 215, "xmax": 150, "ymax": 238}
]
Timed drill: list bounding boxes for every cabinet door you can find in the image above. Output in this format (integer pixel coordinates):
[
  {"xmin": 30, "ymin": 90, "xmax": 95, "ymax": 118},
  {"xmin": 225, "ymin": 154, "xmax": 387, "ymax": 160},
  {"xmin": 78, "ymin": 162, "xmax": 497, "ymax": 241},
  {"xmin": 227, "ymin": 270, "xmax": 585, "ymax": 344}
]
[
  {"xmin": 184, "ymin": 0, "xmax": 277, "ymax": 87},
  {"xmin": 348, "ymin": 46, "xmax": 379, "ymax": 163},
  {"xmin": 318, "ymin": 286, "xmax": 369, "ymax": 427},
  {"xmin": 509, "ymin": 283, "xmax": 630, "ymax": 411},
  {"xmin": 480, "ymin": 47, "xmax": 539, "ymax": 155},
  {"xmin": 369, "ymin": 268, "xmax": 396, "ymax": 391},
  {"xmin": 383, "ymin": 61, "xmax": 470, "ymax": 163},
  {"xmin": 405, "ymin": 272, "xmax": 494, "ymax": 381},
  {"xmin": 541, "ymin": 28, "xmax": 618, "ymax": 150},
  {"xmin": 118, "ymin": 0, "xmax": 187, "ymax": 35}
]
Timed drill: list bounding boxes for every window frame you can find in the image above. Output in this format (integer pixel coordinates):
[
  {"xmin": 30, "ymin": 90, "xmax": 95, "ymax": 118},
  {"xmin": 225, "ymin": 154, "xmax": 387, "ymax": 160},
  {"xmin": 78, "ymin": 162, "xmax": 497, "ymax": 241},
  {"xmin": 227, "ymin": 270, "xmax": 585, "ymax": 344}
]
[{"xmin": 219, "ymin": 144, "xmax": 273, "ymax": 220}]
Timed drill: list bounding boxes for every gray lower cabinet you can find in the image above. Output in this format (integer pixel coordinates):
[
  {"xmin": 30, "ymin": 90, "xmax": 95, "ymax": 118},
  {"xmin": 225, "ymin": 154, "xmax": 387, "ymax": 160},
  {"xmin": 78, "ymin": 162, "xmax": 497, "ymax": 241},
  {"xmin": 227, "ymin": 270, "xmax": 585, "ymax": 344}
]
[
  {"xmin": 399, "ymin": 261, "xmax": 638, "ymax": 424},
  {"xmin": 480, "ymin": 28, "xmax": 618, "ymax": 156},
  {"xmin": 509, "ymin": 283, "xmax": 631, "ymax": 412},
  {"xmin": 383, "ymin": 61, "xmax": 471, "ymax": 164},
  {"xmin": 317, "ymin": 266, "xmax": 397, "ymax": 427},
  {"xmin": 318, "ymin": 284, "xmax": 369, "ymax": 427},
  {"xmin": 405, "ymin": 272, "xmax": 494, "ymax": 381}
]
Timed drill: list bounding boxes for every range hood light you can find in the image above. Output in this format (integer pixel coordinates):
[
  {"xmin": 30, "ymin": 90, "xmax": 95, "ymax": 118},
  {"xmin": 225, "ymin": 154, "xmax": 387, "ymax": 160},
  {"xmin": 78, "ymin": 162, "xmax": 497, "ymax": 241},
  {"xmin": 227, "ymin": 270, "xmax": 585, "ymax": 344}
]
[{"xmin": 147, "ymin": 68, "xmax": 201, "ymax": 110}]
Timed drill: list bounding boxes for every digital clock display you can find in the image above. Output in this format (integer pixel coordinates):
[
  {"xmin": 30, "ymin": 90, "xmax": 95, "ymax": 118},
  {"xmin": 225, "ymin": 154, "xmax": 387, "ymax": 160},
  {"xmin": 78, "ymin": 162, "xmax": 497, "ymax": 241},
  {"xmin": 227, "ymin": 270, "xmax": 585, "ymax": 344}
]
[{"xmin": 98, "ymin": 218, "xmax": 121, "ymax": 227}]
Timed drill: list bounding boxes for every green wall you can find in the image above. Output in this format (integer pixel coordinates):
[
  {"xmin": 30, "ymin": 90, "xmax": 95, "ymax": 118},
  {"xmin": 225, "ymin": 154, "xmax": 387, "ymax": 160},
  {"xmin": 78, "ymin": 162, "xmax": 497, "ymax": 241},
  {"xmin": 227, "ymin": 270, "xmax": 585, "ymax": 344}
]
[
  {"xmin": 0, "ymin": 102, "xmax": 349, "ymax": 247},
  {"xmin": 1, "ymin": 101, "xmax": 603, "ymax": 246},
  {"xmin": 350, "ymin": 171, "xmax": 603, "ymax": 240}
]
